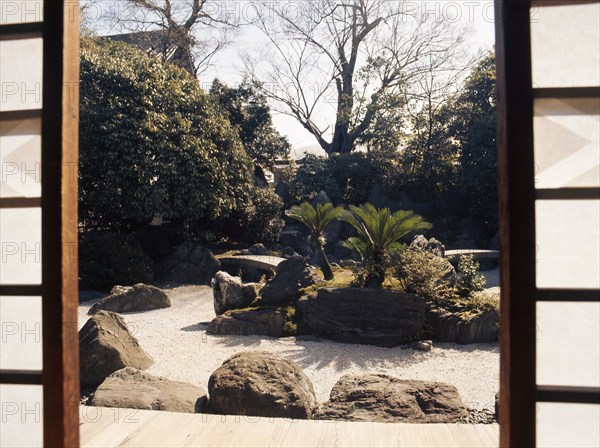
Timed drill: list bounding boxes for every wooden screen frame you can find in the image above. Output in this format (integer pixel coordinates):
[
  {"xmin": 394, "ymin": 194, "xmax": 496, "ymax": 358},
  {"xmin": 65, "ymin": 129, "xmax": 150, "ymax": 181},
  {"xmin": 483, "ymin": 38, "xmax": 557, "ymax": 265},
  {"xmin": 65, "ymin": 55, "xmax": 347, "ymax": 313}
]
[
  {"xmin": 6, "ymin": 1, "xmax": 598, "ymax": 447},
  {"xmin": 497, "ymin": 1, "xmax": 600, "ymax": 446},
  {"xmin": 41, "ymin": 3, "xmax": 81, "ymax": 447},
  {"xmin": 0, "ymin": 2, "xmax": 80, "ymax": 447},
  {"xmin": 495, "ymin": 0, "xmax": 537, "ymax": 446}
]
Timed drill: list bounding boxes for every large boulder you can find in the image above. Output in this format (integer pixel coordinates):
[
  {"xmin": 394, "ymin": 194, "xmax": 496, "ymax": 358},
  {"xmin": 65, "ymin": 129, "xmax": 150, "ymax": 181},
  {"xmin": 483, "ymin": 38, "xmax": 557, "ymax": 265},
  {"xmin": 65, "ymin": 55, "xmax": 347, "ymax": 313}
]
[
  {"xmin": 90, "ymin": 367, "xmax": 207, "ymax": 413},
  {"xmin": 248, "ymin": 243, "xmax": 269, "ymax": 255},
  {"xmin": 316, "ymin": 374, "xmax": 468, "ymax": 423},
  {"xmin": 89, "ymin": 283, "xmax": 170, "ymax": 315},
  {"xmin": 207, "ymin": 308, "xmax": 286, "ymax": 338},
  {"xmin": 155, "ymin": 242, "xmax": 220, "ymax": 284},
  {"xmin": 429, "ymin": 307, "xmax": 499, "ymax": 344},
  {"xmin": 260, "ymin": 258, "xmax": 321, "ymax": 305},
  {"xmin": 211, "ymin": 271, "xmax": 256, "ymax": 316},
  {"xmin": 79, "ymin": 311, "xmax": 153, "ymax": 388},
  {"xmin": 208, "ymin": 351, "xmax": 317, "ymax": 419},
  {"xmin": 282, "ymin": 246, "xmax": 300, "ymax": 258},
  {"xmin": 297, "ymin": 288, "xmax": 426, "ymax": 347},
  {"xmin": 279, "ymin": 230, "xmax": 311, "ymax": 257},
  {"xmin": 410, "ymin": 235, "xmax": 446, "ymax": 258},
  {"xmin": 275, "ymin": 181, "xmax": 291, "ymax": 206},
  {"xmin": 242, "ymin": 283, "xmax": 261, "ymax": 301},
  {"xmin": 324, "ymin": 220, "xmax": 343, "ymax": 253}
]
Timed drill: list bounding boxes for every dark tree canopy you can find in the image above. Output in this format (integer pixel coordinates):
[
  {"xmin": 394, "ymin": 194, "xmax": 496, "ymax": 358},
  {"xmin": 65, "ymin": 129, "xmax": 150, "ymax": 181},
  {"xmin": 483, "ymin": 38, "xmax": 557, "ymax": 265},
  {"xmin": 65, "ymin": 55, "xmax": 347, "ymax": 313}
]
[
  {"xmin": 79, "ymin": 37, "xmax": 253, "ymax": 231},
  {"xmin": 210, "ymin": 79, "xmax": 291, "ymax": 169},
  {"xmin": 448, "ymin": 52, "xmax": 497, "ymax": 228}
]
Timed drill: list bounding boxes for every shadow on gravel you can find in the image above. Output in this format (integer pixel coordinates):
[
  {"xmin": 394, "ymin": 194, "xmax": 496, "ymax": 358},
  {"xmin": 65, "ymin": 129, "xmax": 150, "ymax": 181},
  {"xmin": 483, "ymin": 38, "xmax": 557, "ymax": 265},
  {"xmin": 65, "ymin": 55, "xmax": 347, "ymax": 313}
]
[
  {"xmin": 280, "ymin": 341, "xmax": 499, "ymax": 373},
  {"xmin": 181, "ymin": 322, "xmax": 209, "ymax": 332}
]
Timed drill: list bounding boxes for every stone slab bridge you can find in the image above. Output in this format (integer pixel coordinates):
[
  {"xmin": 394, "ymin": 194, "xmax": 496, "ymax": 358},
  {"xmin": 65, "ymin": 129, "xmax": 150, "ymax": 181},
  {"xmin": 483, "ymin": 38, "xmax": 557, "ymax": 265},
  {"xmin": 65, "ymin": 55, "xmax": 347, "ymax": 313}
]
[
  {"xmin": 218, "ymin": 250, "xmax": 499, "ymax": 273},
  {"xmin": 444, "ymin": 249, "xmax": 500, "ymax": 263},
  {"xmin": 218, "ymin": 255, "xmax": 285, "ymax": 273}
]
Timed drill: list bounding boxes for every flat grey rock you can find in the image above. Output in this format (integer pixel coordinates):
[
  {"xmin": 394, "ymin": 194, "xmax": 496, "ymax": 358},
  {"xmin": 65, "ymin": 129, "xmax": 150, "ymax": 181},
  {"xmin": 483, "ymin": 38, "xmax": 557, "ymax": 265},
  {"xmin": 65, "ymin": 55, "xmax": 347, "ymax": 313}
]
[
  {"xmin": 91, "ymin": 367, "xmax": 207, "ymax": 413},
  {"xmin": 316, "ymin": 374, "xmax": 468, "ymax": 423}
]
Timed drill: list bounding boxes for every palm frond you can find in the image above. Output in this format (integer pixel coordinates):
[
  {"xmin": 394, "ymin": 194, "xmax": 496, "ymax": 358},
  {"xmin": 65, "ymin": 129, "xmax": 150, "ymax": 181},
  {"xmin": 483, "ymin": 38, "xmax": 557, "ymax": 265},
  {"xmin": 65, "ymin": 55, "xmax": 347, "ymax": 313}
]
[
  {"xmin": 287, "ymin": 201, "xmax": 344, "ymax": 235},
  {"xmin": 340, "ymin": 203, "xmax": 432, "ymax": 261},
  {"xmin": 342, "ymin": 236, "xmax": 370, "ymax": 260}
]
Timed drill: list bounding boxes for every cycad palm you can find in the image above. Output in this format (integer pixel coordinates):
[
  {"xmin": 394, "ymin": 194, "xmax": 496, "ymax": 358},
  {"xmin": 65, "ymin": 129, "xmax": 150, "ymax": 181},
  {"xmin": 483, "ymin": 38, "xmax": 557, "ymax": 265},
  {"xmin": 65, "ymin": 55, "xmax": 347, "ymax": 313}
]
[
  {"xmin": 286, "ymin": 202, "xmax": 344, "ymax": 280},
  {"xmin": 341, "ymin": 203, "xmax": 432, "ymax": 287}
]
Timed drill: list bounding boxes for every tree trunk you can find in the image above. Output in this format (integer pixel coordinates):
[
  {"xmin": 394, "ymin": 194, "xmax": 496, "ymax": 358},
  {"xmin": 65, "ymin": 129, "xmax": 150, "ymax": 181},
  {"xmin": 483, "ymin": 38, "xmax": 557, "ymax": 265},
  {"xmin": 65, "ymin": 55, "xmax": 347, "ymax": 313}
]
[
  {"xmin": 366, "ymin": 249, "xmax": 386, "ymax": 288},
  {"xmin": 253, "ymin": 165, "xmax": 269, "ymax": 188},
  {"xmin": 315, "ymin": 243, "xmax": 334, "ymax": 280},
  {"xmin": 330, "ymin": 127, "xmax": 354, "ymax": 154},
  {"xmin": 329, "ymin": 71, "xmax": 355, "ymax": 155}
]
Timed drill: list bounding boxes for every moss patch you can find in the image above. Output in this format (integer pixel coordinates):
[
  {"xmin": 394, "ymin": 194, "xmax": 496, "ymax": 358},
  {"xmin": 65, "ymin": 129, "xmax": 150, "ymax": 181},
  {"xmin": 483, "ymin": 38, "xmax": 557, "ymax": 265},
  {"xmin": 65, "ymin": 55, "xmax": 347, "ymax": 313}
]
[
  {"xmin": 214, "ymin": 250, "xmax": 243, "ymax": 259},
  {"xmin": 301, "ymin": 267, "xmax": 355, "ymax": 295},
  {"xmin": 282, "ymin": 304, "xmax": 313, "ymax": 336},
  {"xmin": 223, "ymin": 306, "xmax": 260, "ymax": 316}
]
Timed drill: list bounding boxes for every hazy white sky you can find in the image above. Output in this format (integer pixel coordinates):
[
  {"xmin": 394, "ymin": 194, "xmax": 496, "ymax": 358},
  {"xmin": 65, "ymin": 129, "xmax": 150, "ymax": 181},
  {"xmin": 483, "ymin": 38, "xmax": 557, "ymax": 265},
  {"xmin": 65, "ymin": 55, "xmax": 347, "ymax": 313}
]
[
  {"xmin": 198, "ymin": 1, "xmax": 496, "ymax": 152},
  {"xmin": 86, "ymin": 0, "xmax": 496, "ymax": 152}
]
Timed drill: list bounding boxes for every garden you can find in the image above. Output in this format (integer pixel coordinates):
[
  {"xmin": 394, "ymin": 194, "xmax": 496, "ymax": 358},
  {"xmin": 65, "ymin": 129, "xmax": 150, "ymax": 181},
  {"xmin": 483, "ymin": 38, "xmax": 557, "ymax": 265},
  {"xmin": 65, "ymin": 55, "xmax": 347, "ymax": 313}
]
[{"xmin": 77, "ymin": 13, "xmax": 499, "ymax": 425}]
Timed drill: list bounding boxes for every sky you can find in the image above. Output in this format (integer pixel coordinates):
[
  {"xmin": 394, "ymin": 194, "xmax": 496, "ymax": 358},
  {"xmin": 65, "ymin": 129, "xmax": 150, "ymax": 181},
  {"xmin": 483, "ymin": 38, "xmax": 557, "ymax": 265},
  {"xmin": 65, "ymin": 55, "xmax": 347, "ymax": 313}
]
[
  {"xmin": 84, "ymin": 0, "xmax": 496, "ymax": 154},
  {"xmin": 198, "ymin": 1, "xmax": 496, "ymax": 154}
]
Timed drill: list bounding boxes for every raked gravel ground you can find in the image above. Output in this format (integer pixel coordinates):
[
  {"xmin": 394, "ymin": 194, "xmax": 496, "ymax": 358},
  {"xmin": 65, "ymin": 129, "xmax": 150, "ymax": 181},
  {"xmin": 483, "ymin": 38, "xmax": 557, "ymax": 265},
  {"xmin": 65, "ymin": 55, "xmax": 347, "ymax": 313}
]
[{"xmin": 78, "ymin": 283, "xmax": 499, "ymax": 411}]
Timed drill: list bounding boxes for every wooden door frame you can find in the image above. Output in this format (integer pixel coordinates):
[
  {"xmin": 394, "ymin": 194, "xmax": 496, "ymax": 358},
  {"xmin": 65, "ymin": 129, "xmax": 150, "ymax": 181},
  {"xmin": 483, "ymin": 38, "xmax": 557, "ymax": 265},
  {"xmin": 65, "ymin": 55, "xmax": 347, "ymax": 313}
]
[
  {"xmin": 495, "ymin": 1, "xmax": 537, "ymax": 446},
  {"xmin": 496, "ymin": 1, "xmax": 600, "ymax": 446},
  {"xmin": 41, "ymin": 3, "xmax": 81, "ymax": 447},
  {"xmin": 0, "ymin": 2, "xmax": 80, "ymax": 447},
  {"xmin": 8, "ymin": 1, "xmax": 599, "ymax": 446}
]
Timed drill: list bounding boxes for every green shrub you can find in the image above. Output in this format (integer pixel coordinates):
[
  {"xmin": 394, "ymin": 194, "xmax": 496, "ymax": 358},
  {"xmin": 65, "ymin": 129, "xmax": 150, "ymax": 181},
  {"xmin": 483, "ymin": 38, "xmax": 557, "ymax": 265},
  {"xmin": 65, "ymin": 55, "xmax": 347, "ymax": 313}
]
[
  {"xmin": 79, "ymin": 231, "xmax": 154, "ymax": 291},
  {"xmin": 241, "ymin": 187, "xmax": 285, "ymax": 244},
  {"xmin": 395, "ymin": 248, "xmax": 455, "ymax": 301},
  {"xmin": 450, "ymin": 52, "xmax": 498, "ymax": 230},
  {"xmin": 79, "ymin": 38, "xmax": 253, "ymax": 231},
  {"xmin": 369, "ymin": 148, "xmax": 405, "ymax": 197},
  {"xmin": 455, "ymin": 254, "xmax": 486, "ymax": 297},
  {"xmin": 210, "ymin": 79, "xmax": 291, "ymax": 169},
  {"xmin": 467, "ymin": 291, "xmax": 499, "ymax": 313},
  {"xmin": 331, "ymin": 152, "xmax": 375, "ymax": 204},
  {"xmin": 287, "ymin": 153, "xmax": 376, "ymax": 205}
]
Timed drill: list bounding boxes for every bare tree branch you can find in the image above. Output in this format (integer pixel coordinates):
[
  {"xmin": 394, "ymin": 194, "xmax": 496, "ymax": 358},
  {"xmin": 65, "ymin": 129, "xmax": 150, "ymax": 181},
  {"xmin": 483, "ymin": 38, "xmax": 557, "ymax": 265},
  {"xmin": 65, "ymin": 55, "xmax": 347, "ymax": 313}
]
[
  {"xmin": 245, "ymin": 0, "xmax": 469, "ymax": 155},
  {"xmin": 86, "ymin": 0, "xmax": 237, "ymax": 77}
]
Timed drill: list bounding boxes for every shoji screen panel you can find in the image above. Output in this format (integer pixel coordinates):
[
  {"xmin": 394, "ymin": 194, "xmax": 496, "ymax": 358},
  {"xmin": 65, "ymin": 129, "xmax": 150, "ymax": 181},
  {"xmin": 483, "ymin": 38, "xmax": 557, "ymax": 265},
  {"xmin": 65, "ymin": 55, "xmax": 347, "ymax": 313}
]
[
  {"xmin": 531, "ymin": 2, "xmax": 600, "ymax": 88},
  {"xmin": 531, "ymin": 1, "xmax": 600, "ymax": 447},
  {"xmin": 496, "ymin": 1, "xmax": 599, "ymax": 446},
  {"xmin": 495, "ymin": 1, "xmax": 538, "ymax": 446},
  {"xmin": 1, "ymin": 1, "xmax": 80, "ymax": 447},
  {"xmin": 0, "ymin": 5, "xmax": 44, "ymax": 448},
  {"xmin": 0, "ymin": 0, "xmax": 43, "ymax": 25}
]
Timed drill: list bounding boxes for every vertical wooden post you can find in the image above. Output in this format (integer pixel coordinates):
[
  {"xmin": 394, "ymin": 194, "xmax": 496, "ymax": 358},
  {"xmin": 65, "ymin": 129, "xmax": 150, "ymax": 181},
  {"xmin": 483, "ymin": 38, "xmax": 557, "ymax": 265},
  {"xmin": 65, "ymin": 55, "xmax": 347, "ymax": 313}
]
[
  {"xmin": 495, "ymin": 0, "xmax": 537, "ymax": 446},
  {"xmin": 41, "ymin": 2, "xmax": 80, "ymax": 446}
]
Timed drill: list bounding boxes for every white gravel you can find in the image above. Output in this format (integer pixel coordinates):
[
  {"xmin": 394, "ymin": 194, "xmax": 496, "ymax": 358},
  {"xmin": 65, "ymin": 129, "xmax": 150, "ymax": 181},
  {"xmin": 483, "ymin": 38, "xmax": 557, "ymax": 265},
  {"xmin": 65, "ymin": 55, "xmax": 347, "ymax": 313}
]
[{"xmin": 78, "ymin": 284, "xmax": 499, "ymax": 411}]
